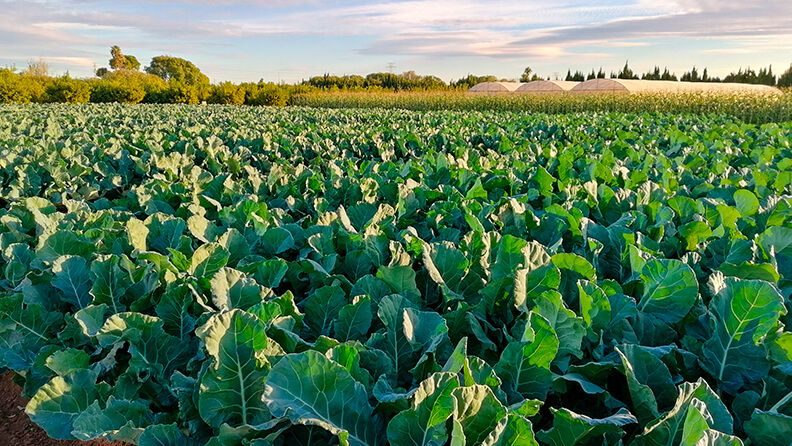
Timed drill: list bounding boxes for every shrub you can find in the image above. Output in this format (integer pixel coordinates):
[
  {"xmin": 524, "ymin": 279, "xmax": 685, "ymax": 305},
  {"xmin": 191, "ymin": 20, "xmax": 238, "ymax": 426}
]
[
  {"xmin": 90, "ymin": 81, "xmax": 145, "ymax": 103},
  {"xmin": 208, "ymin": 82, "xmax": 245, "ymax": 105},
  {"xmin": 144, "ymin": 82, "xmax": 205, "ymax": 104},
  {"xmin": 44, "ymin": 77, "xmax": 91, "ymax": 103},
  {"xmin": 249, "ymin": 84, "xmax": 289, "ymax": 106},
  {"xmin": 0, "ymin": 70, "xmax": 30, "ymax": 103},
  {"xmin": 0, "ymin": 70, "xmax": 48, "ymax": 103}
]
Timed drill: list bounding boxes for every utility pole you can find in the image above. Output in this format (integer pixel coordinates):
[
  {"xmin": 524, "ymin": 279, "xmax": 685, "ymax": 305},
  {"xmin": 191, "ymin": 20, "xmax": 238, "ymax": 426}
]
[{"xmin": 387, "ymin": 62, "xmax": 396, "ymax": 73}]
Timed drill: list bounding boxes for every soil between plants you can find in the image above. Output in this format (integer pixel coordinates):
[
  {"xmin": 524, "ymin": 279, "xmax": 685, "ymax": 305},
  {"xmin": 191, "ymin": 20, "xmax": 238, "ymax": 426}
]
[{"xmin": 0, "ymin": 372, "xmax": 122, "ymax": 446}]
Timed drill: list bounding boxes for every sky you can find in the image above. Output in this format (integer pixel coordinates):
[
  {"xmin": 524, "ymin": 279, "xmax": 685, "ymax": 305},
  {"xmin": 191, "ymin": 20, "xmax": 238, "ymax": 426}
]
[{"xmin": 1, "ymin": 0, "xmax": 791, "ymax": 83}]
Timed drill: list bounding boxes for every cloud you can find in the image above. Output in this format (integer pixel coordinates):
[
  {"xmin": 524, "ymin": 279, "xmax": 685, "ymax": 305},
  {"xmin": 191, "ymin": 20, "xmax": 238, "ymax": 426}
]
[
  {"xmin": 39, "ymin": 56, "xmax": 96, "ymax": 67},
  {"xmin": 0, "ymin": 0, "xmax": 789, "ymax": 80},
  {"xmin": 509, "ymin": 0, "xmax": 792, "ymax": 47}
]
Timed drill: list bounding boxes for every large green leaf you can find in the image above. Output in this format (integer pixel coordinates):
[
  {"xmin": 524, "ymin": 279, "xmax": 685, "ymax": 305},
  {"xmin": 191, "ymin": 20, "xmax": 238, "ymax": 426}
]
[
  {"xmin": 678, "ymin": 399, "xmax": 743, "ymax": 446},
  {"xmin": 617, "ymin": 344, "xmax": 677, "ymax": 424},
  {"xmin": 303, "ymin": 284, "xmax": 347, "ymax": 338},
  {"xmin": 637, "ymin": 259, "xmax": 698, "ymax": 324},
  {"xmin": 138, "ymin": 424, "xmax": 194, "ymax": 446},
  {"xmin": 386, "ymin": 372, "xmax": 459, "ymax": 446},
  {"xmin": 451, "ymin": 385, "xmax": 507, "ymax": 446},
  {"xmin": 733, "ymin": 190, "xmax": 759, "ymax": 217},
  {"xmin": 334, "ymin": 295, "xmax": 373, "ymax": 342},
  {"xmin": 72, "ymin": 397, "xmax": 152, "ymax": 442},
  {"xmin": 534, "ymin": 290, "xmax": 584, "ymax": 366},
  {"xmin": 376, "ymin": 266, "xmax": 421, "ymax": 302},
  {"xmin": 196, "ymin": 309, "xmax": 271, "ymax": 428},
  {"xmin": 536, "ymin": 407, "xmax": 637, "ymax": 446},
  {"xmin": 189, "ymin": 243, "xmax": 230, "ymax": 279},
  {"xmin": 482, "ymin": 414, "xmax": 538, "ymax": 446},
  {"xmin": 423, "ymin": 242, "xmax": 469, "ymax": 291},
  {"xmin": 0, "ymin": 295, "xmax": 63, "ymax": 370},
  {"xmin": 25, "ymin": 369, "xmax": 100, "ymax": 440},
  {"xmin": 633, "ymin": 379, "xmax": 733, "ymax": 446},
  {"xmin": 155, "ymin": 284, "xmax": 197, "ymax": 341},
  {"xmin": 210, "ymin": 267, "xmax": 266, "ymax": 310},
  {"xmin": 700, "ymin": 278, "xmax": 786, "ymax": 393},
  {"xmin": 36, "ymin": 230, "xmax": 94, "ymax": 262},
  {"xmin": 368, "ymin": 294, "xmax": 448, "ymax": 382},
  {"xmin": 51, "ymin": 255, "xmax": 92, "ymax": 308},
  {"xmin": 260, "ymin": 227, "xmax": 295, "ymax": 256},
  {"xmin": 97, "ymin": 312, "xmax": 189, "ymax": 380},
  {"xmin": 513, "ymin": 241, "xmax": 555, "ymax": 312},
  {"xmin": 90, "ymin": 254, "xmax": 132, "ymax": 313},
  {"xmin": 494, "ymin": 313, "xmax": 558, "ymax": 401},
  {"xmin": 263, "ymin": 350, "xmax": 383, "ymax": 446},
  {"xmin": 743, "ymin": 410, "xmax": 792, "ymax": 446}
]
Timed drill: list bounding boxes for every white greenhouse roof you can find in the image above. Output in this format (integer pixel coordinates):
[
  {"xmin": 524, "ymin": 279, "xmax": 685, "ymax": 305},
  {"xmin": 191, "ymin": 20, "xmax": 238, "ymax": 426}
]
[
  {"xmin": 571, "ymin": 79, "xmax": 781, "ymax": 94},
  {"xmin": 515, "ymin": 80, "xmax": 579, "ymax": 92},
  {"xmin": 469, "ymin": 82, "xmax": 523, "ymax": 93}
]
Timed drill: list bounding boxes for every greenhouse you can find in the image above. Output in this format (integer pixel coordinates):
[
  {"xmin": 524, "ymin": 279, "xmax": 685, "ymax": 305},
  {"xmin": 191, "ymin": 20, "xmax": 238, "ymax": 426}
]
[
  {"xmin": 571, "ymin": 79, "xmax": 781, "ymax": 94},
  {"xmin": 468, "ymin": 81, "xmax": 523, "ymax": 93},
  {"xmin": 515, "ymin": 80, "xmax": 579, "ymax": 93}
]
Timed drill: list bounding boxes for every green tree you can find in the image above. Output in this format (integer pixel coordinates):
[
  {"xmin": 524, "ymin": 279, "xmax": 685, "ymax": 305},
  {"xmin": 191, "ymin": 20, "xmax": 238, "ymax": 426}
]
[
  {"xmin": 109, "ymin": 46, "xmax": 140, "ymax": 71},
  {"xmin": 660, "ymin": 67, "xmax": 677, "ymax": 81},
  {"xmin": 109, "ymin": 45, "xmax": 124, "ymax": 69},
  {"xmin": 520, "ymin": 66, "xmax": 541, "ymax": 82},
  {"xmin": 724, "ymin": 67, "xmax": 759, "ymax": 84},
  {"xmin": 451, "ymin": 74, "xmax": 498, "ymax": 89},
  {"xmin": 778, "ymin": 64, "xmax": 792, "ymax": 88},
  {"xmin": 145, "ymin": 56, "xmax": 209, "ymax": 85},
  {"xmin": 681, "ymin": 66, "xmax": 701, "ymax": 82},
  {"xmin": 757, "ymin": 65, "xmax": 775, "ymax": 85},
  {"xmin": 616, "ymin": 61, "xmax": 638, "ymax": 80},
  {"xmin": 642, "ymin": 66, "xmax": 661, "ymax": 80},
  {"xmin": 124, "ymin": 55, "xmax": 141, "ymax": 71}
]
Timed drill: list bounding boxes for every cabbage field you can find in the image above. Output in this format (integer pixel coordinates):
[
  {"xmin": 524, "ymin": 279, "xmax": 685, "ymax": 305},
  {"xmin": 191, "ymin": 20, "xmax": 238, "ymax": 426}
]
[{"xmin": 0, "ymin": 104, "xmax": 790, "ymax": 445}]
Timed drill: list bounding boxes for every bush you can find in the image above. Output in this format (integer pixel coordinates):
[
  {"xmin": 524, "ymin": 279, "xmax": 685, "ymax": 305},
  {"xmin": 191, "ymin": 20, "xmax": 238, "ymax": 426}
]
[
  {"xmin": 208, "ymin": 82, "xmax": 245, "ymax": 105},
  {"xmin": 144, "ymin": 82, "xmax": 205, "ymax": 104},
  {"xmin": 248, "ymin": 84, "xmax": 289, "ymax": 106},
  {"xmin": 0, "ymin": 70, "xmax": 29, "ymax": 103},
  {"xmin": 0, "ymin": 70, "xmax": 48, "ymax": 103},
  {"xmin": 44, "ymin": 77, "xmax": 91, "ymax": 103},
  {"xmin": 90, "ymin": 81, "xmax": 145, "ymax": 103},
  {"xmin": 103, "ymin": 70, "xmax": 166, "ymax": 91}
]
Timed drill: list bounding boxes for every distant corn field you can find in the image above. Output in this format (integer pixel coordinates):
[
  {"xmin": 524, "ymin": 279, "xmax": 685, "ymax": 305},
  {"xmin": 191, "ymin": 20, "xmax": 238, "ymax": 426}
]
[{"xmin": 293, "ymin": 90, "xmax": 792, "ymax": 124}]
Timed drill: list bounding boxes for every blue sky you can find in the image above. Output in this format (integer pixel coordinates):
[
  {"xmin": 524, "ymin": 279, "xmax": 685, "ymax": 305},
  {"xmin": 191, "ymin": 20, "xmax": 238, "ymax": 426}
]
[{"xmin": 2, "ymin": 0, "xmax": 790, "ymax": 83}]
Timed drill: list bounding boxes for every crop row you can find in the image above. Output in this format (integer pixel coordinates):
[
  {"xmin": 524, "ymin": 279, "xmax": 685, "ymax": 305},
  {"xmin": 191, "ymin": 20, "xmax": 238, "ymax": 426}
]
[
  {"xmin": 0, "ymin": 104, "xmax": 790, "ymax": 445},
  {"xmin": 293, "ymin": 91, "xmax": 792, "ymax": 124}
]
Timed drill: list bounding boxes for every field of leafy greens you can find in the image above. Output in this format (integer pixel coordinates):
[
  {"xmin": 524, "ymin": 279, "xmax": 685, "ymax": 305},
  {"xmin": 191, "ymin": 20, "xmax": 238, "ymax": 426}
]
[{"xmin": 0, "ymin": 104, "xmax": 790, "ymax": 446}]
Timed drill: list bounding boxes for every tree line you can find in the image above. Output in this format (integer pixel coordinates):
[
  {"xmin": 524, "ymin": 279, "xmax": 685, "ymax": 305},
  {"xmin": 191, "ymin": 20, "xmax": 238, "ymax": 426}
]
[
  {"xmin": 2, "ymin": 47, "xmax": 791, "ymax": 105},
  {"xmin": 561, "ymin": 61, "xmax": 790, "ymax": 86},
  {"xmin": 306, "ymin": 62, "xmax": 792, "ymax": 90},
  {"xmin": 1, "ymin": 46, "xmax": 309, "ymax": 105}
]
